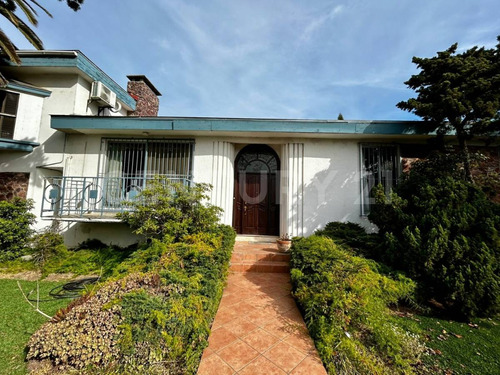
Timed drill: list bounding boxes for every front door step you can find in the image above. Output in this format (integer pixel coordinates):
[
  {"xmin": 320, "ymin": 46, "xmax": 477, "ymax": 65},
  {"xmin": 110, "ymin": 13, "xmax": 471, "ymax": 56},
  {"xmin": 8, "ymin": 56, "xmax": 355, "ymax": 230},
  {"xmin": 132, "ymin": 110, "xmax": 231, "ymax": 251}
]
[
  {"xmin": 235, "ymin": 234, "xmax": 278, "ymax": 243},
  {"xmin": 230, "ymin": 241, "xmax": 290, "ymax": 273}
]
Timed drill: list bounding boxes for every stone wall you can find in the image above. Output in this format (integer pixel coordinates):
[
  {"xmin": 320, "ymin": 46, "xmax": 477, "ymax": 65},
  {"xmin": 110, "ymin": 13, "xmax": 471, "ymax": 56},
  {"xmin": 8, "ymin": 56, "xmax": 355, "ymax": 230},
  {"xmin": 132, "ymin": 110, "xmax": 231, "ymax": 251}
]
[
  {"xmin": 0, "ymin": 172, "xmax": 30, "ymax": 200},
  {"xmin": 127, "ymin": 78, "xmax": 160, "ymax": 117}
]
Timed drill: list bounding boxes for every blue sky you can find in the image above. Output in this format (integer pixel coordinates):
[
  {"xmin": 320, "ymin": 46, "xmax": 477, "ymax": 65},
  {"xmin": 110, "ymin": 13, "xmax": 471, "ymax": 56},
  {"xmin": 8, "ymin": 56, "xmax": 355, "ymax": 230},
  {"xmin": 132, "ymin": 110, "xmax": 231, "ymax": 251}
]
[{"xmin": 4, "ymin": 0, "xmax": 500, "ymax": 119}]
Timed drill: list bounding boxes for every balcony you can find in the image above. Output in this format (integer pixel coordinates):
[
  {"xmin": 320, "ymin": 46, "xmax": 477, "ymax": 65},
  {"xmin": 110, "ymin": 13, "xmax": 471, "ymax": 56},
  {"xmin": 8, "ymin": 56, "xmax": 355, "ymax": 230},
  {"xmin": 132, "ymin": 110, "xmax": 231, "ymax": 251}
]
[{"xmin": 41, "ymin": 176, "xmax": 192, "ymax": 221}]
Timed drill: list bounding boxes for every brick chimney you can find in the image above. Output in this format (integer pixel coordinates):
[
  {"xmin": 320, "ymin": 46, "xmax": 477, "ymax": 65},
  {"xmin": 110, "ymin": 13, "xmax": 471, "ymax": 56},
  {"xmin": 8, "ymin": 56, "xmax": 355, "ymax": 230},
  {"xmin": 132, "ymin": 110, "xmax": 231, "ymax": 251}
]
[{"xmin": 127, "ymin": 75, "xmax": 161, "ymax": 116}]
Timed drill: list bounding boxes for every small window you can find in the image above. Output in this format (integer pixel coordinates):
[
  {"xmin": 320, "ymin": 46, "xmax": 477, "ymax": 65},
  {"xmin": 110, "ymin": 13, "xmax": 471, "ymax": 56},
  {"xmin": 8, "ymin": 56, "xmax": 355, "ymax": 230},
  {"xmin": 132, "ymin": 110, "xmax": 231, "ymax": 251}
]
[
  {"xmin": 360, "ymin": 144, "xmax": 399, "ymax": 215},
  {"xmin": 0, "ymin": 91, "xmax": 19, "ymax": 139}
]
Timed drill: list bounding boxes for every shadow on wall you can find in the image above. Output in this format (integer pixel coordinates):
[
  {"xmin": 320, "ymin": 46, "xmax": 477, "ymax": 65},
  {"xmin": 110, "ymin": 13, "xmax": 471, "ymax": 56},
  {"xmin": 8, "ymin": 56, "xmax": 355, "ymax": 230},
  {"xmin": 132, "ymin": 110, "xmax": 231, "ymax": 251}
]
[
  {"xmin": 62, "ymin": 222, "xmax": 143, "ymax": 248},
  {"xmin": 290, "ymin": 158, "xmax": 376, "ymax": 237}
]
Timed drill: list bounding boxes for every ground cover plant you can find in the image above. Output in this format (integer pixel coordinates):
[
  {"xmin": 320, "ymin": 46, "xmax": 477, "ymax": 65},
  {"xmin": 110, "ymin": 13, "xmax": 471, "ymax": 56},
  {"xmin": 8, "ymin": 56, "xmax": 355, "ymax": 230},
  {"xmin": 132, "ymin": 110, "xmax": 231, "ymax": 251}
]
[
  {"xmin": 26, "ymin": 180, "xmax": 235, "ymax": 374},
  {"xmin": 290, "ymin": 235, "xmax": 424, "ymax": 375},
  {"xmin": 0, "ymin": 279, "xmax": 69, "ymax": 375},
  {"xmin": 369, "ymin": 152, "xmax": 500, "ymax": 319}
]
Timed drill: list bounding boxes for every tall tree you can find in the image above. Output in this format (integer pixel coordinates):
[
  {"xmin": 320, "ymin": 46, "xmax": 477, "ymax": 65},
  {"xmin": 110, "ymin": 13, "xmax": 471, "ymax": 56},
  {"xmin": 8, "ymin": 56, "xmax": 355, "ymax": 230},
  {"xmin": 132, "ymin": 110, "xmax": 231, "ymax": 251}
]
[
  {"xmin": 0, "ymin": 0, "xmax": 83, "ymax": 65},
  {"xmin": 397, "ymin": 37, "xmax": 500, "ymax": 181}
]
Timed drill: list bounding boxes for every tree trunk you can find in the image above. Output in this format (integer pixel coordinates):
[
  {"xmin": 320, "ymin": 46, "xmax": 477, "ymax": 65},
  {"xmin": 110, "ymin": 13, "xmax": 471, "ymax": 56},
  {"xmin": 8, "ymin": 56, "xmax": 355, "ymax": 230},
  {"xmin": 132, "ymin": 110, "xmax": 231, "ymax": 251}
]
[{"xmin": 458, "ymin": 134, "xmax": 474, "ymax": 183}]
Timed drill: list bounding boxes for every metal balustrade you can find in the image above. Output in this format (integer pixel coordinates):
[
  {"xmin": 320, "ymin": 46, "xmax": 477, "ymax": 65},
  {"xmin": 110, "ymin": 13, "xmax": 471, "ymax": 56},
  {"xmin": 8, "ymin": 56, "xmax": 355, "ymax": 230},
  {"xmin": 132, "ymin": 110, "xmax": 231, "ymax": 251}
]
[{"xmin": 41, "ymin": 175, "xmax": 192, "ymax": 219}]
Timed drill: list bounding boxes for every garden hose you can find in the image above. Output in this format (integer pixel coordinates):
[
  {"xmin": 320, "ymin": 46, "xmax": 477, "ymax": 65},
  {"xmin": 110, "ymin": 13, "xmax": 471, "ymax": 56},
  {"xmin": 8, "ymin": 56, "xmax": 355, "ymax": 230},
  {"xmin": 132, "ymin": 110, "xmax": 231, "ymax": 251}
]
[{"xmin": 26, "ymin": 277, "xmax": 99, "ymax": 302}]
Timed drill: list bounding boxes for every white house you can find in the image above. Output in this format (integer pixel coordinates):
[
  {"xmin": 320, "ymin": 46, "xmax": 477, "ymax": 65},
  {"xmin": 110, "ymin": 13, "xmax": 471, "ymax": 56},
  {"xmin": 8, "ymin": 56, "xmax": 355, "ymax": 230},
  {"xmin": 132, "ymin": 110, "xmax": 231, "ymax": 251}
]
[{"xmin": 1, "ymin": 50, "xmax": 486, "ymax": 246}]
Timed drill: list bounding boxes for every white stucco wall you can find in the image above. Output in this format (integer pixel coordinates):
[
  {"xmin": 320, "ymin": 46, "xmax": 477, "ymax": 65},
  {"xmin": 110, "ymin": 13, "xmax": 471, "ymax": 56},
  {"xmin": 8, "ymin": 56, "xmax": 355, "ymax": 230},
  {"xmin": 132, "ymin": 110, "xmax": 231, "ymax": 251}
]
[
  {"xmin": 0, "ymin": 72, "xmax": 130, "ymax": 242},
  {"xmin": 12, "ymin": 93, "xmax": 44, "ymax": 142}
]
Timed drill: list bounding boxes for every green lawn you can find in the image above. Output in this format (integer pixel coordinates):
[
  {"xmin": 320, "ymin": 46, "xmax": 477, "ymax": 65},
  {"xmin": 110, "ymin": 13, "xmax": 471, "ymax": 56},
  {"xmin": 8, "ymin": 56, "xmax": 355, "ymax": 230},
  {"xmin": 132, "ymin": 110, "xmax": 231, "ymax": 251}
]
[
  {"xmin": 0, "ymin": 279, "xmax": 70, "ymax": 375},
  {"xmin": 396, "ymin": 312, "xmax": 500, "ymax": 375}
]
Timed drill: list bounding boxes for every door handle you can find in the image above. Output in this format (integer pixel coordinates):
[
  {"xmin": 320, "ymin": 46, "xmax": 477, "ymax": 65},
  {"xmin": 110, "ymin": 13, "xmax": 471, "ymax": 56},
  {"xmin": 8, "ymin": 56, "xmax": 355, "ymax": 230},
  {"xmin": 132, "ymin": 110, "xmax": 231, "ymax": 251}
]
[{"xmin": 244, "ymin": 204, "xmax": 247, "ymax": 215}]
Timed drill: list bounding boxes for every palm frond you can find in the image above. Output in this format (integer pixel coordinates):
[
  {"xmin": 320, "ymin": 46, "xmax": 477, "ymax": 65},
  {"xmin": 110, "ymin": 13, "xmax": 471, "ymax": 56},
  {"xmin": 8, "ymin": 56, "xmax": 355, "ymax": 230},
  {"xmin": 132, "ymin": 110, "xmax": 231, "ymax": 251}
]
[
  {"xmin": 0, "ymin": 9, "xmax": 43, "ymax": 49},
  {"xmin": 13, "ymin": 0, "xmax": 39, "ymax": 25},
  {"xmin": 0, "ymin": 27, "xmax": 22, "ymax": 64},
  {"xmin": 26, "ymin": 0, "xmax": 53, "ymax": 17}
]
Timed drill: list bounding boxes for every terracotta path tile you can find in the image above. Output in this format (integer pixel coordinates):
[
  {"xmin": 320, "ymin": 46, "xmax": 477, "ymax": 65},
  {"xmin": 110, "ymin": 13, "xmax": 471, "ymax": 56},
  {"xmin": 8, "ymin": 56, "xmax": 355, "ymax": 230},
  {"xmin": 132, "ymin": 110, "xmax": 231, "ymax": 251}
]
[
  {"xmin": 284, "ymin": 331, "xmax": 317, "ymax": 355},
  {"xmin": 217, "ymin": 339, "xmax": 260, "ymax": 371},
  {"xmin": 207, "ymin": 327, "xmax": 238, "ymax": 352},
  {"xmin": 291, "ymin": 355, "xmax": 328, "ymax": 375},
  {"xmin": 197, "ymin": 241, "xmax": 327, "ymax": 375},
  {"xmin": 223, "ymin": 318, "xmax": 259, "ymax": 337},
  {"xmin": 197, "ymin": 354, "xmax": 234, "ymax": 375},
  {"xmin": 264, "ymin": 341, "xmax": 308, "ymax": 373},
  {"xmin": 238, "ymin": 355, "xmax": 287, "ymax": 375},
  {"xmin": 242, "ymin": 328, "xmax": 280, "ymax": 353}
]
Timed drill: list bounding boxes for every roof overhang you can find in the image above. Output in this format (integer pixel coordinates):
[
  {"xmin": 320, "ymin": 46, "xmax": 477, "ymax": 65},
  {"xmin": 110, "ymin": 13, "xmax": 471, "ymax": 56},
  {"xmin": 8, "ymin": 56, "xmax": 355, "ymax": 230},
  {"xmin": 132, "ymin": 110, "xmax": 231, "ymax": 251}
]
[
  {"xmin": 51, "ymin": 116, "xmax": 442, "ymax": 140},
  {"xmin": 0, "ymin": 138, "xmax": 40, "ymax": 152}
]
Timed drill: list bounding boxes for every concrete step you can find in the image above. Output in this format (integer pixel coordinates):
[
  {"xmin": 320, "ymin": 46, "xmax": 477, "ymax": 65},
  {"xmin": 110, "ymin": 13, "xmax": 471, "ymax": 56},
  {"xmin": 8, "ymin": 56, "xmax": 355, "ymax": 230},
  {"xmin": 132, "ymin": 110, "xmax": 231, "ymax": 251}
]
[
  {"xmin": 235, "ymin": 235, "xmax": 278, "ymax": 243},
  {"xmin": 230, "ymin": 261, "xmax": 290, "ymax": 273},
  {"xmin": 231, "ymin": 251, "xmax": 290, "ymax": 262}
]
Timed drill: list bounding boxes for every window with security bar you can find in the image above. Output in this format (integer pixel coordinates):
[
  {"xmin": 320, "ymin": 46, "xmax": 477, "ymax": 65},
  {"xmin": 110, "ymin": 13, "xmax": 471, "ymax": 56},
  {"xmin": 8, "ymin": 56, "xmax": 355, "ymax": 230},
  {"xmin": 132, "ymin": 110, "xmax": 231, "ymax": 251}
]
[
  {"xmin": 360, "ymin": 144, "xmax": 400, "ymax": 215},
  {"xmin": 0, "ymin": 91, "xmax": 19, "ymax": 139},
  {"xmin": 99, "ymin": 138, "xmax": 194, "ymax": 206}
]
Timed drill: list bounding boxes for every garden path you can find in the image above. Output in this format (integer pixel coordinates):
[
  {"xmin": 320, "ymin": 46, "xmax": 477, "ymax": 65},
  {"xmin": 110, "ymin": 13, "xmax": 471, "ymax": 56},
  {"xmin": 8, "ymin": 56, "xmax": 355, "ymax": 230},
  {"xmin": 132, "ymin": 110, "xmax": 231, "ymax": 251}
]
[{"xmin": 197, "ymin": 241, "xmax": 327, "ymax": 375}]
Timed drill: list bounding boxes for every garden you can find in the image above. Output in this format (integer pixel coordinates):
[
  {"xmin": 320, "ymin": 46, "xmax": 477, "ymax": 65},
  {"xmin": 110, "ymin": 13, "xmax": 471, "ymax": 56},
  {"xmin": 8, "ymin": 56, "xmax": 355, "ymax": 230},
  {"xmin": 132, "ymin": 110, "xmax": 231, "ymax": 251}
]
[
  {"xmin": 0, "ymin": 180, "xmax": 235, "ymax": 374},
  {"xmin": 289, "ymin": 149, "xmax": 500, "ymax": 375}
]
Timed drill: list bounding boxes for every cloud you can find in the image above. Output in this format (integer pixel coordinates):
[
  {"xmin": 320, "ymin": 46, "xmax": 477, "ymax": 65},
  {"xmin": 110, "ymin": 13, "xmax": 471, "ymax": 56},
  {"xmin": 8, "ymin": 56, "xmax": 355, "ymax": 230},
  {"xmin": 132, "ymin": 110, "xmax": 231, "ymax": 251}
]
[{"xmin": 300, "ymin": 4, "xmax": 345, "ymax": 43}]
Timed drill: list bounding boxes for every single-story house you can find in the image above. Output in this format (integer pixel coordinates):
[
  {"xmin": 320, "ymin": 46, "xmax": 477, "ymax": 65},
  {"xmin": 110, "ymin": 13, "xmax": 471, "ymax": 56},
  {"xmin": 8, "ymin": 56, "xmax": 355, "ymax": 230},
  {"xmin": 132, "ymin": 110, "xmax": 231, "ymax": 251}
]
[{"xmin": 1, "ymin": 50, "xmax": 497, "ymax": 246}]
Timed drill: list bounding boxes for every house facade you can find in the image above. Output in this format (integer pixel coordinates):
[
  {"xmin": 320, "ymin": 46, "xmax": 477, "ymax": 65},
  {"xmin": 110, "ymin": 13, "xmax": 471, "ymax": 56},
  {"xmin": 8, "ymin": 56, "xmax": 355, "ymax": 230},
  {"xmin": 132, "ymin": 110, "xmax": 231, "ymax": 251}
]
[{"xmin": 1, "ymin": 50, "xmax": 482, "ymax": 247}]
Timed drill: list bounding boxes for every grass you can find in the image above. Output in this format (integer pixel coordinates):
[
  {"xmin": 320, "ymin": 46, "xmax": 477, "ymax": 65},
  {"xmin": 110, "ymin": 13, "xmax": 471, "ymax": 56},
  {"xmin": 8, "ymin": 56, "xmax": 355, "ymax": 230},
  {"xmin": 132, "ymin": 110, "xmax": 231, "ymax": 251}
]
[
  {"xmin": 0, "ymin": 279, "xmax": 71, "ymax": 375},
  {"xmin": 395, "ymin": 311, "xmax": 500, "ymax": 375},
  {"xmin": 0, "ymin": 245, "xmax": 136, "ymax": 279}
]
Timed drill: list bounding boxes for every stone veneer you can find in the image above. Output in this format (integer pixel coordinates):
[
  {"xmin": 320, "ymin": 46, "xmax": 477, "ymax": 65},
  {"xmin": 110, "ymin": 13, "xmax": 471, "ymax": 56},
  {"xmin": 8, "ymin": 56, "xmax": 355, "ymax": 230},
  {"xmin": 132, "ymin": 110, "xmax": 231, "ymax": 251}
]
[
  {"xmin": 127, "ymin": 76, "xmax": 160, "ymax": 117},
  {"xmin": 0, "ymin": 172, "xmax": 30, "ymax": 200}
]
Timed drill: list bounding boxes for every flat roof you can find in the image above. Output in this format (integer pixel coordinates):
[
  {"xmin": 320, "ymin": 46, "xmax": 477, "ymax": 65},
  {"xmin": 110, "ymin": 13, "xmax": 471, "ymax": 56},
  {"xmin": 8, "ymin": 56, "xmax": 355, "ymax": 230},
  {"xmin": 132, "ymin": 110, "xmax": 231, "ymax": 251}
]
[{"xmin": 51, "ymin": 115, "xmax": 442, "ymax": 139}]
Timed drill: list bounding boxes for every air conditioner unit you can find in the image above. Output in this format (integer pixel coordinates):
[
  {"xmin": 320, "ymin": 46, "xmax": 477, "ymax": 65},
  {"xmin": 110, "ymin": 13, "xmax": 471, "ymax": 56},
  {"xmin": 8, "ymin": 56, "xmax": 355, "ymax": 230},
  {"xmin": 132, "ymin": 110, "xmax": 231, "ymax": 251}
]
[{"xmin": 90, "ymin": 81, "xmax": 117, "ymax": 108}]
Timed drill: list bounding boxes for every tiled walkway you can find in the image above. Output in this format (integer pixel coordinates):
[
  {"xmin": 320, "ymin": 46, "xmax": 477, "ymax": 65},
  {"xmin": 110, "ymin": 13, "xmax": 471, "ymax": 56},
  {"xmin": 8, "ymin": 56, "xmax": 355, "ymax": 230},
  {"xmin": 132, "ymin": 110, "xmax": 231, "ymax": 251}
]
[{"xmin": 197, "ymin": 242, "xmax": 327, "ymax": 375}]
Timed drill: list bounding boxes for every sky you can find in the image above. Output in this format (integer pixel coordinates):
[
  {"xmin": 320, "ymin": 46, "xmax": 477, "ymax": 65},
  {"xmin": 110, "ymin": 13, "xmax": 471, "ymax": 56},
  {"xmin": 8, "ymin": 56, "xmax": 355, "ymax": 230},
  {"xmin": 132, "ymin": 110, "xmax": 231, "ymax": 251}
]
[{"xmin": 3, "ymin": 0, "xmax": 500, "ymax": 120}]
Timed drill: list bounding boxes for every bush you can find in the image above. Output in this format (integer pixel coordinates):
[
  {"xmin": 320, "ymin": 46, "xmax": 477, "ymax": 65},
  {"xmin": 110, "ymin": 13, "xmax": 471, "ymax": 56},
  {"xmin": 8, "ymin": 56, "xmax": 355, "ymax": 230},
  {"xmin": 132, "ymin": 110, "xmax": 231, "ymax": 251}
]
[
  {"xmin": 369, "ymin": 153, "xmax": 500, "ymax": 318},
  {"xmin": 315, "ymin": 221, "xmax": 379, "ymax": 258},
  {"xmin": 118, "ymin": 178, "xmax": 222, "ymax": 242},
  {"xmin": 0, "ymin": 198, "xmax": 36, "ymax": 261},
  {"xmin": 290, "ymin": 235, "xmax": 422, "ymax": 375},
  {"xmin": 27, "ymin": 225, "xmax": 236, "ymax": 374}
]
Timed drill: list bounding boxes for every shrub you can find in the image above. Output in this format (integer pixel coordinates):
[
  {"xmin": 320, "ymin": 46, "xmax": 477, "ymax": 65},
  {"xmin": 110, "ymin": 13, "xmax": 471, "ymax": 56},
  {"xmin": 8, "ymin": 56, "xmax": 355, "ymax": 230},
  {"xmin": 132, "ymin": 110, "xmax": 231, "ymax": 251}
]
[
  {"xmin": 118, "ymin": 178, "xmax": 222, "ymax": 242},
  {"xmin": 369, "ymin": 153, "xmax": 500, "ymax": 318},
  {"xmin": 0, "ymin": 198, "xmax": 36, "ymax": 261},
  {"xmin": 27, "ymin": 225, "xmax": 236, "ymax": 374},
  {"xmin": 290, "ymin": 235, "xmax": 422, "ymax": 375},
  {"xmin": 315, "ymin": 221, "xmax": 379, "ymax": 257}
]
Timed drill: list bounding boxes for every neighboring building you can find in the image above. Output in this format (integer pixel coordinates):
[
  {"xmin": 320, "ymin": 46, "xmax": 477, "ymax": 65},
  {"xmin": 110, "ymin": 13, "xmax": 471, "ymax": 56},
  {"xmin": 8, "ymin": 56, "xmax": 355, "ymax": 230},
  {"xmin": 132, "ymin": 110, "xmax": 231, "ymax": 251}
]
[{"xmin": 1, "ymin": 51, "xmax": 497, "ymax": 246}]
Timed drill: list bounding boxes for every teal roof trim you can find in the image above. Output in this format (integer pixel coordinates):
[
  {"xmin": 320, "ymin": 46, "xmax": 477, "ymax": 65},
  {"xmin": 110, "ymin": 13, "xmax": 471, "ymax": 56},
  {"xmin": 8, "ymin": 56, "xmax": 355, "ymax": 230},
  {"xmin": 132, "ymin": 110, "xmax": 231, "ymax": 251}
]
[
  {"xmin": 6, "ymin": 82, "xmax": 51, "ymax": 97},
  {"xmin": 14, "ymin": 52, "xmax": 136, "ymax": 110},
  {"xmin": 51, "ymin": 116, "xmax": 438, "ymax": 136},
  {"xmin": 0, "ymin": 138, "xmax": 40, "ymax": 152}
]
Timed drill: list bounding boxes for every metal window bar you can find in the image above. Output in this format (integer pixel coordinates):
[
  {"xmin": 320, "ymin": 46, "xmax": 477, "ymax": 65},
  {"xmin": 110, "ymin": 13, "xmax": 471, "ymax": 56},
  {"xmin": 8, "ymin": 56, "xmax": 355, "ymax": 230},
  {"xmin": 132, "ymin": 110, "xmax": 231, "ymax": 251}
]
[{"xmin": 360, "ymin": 144, "xmax": 399, "ymax": 215}]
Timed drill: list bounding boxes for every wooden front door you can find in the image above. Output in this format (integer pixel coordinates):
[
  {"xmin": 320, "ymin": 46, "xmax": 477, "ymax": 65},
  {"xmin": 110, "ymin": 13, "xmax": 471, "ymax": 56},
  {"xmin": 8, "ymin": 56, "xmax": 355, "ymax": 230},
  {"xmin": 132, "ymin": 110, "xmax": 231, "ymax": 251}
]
[{"xmin": 233, "ymin": 145, "xmax": 279, "ymax": 235}]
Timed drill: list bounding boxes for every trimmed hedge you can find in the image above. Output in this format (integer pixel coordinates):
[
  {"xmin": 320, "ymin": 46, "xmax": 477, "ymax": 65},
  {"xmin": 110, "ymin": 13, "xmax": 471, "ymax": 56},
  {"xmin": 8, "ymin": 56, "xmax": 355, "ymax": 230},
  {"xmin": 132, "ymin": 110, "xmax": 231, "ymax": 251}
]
[
  {"xmin": 27, "ymin": 225, "xmax": 235, "ymax": 374},
  {"xmin": 290, "ymin": 236, "xmax": 425, "ymax": 375}
]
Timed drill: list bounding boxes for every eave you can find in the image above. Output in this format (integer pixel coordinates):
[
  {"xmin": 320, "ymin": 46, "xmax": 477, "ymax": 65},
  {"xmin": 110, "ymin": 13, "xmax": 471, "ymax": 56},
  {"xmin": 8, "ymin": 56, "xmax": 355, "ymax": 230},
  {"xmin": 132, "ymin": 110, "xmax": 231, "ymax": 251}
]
[
  {"xmin": 51, "ymin": 116, "xmax": 441, "ymax": 140},
  {"xmin": 0, "ymin": 138, "xmax": 40, "ymax": 152}
]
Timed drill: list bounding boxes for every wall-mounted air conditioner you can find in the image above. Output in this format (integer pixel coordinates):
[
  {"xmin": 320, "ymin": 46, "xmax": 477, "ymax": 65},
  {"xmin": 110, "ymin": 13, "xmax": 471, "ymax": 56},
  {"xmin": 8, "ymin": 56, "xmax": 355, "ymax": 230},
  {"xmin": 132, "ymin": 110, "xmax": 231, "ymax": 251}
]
[{"xmin": 90, "ymin": 81, "xmax": 117, "ymax": 108}]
